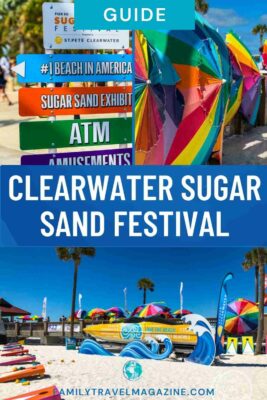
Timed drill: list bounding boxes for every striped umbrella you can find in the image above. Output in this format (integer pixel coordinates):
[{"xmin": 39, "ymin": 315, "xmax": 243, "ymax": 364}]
[
  {"xmin": 136, "ymin": 302, "xmax": 171, "ymax": 318},
  {"xmin": 225, "ymin": 298, "xmax": 259, "ymax": 335},
  {"xmin": 135, "ymin": 12, "xmax": 231, "ymax": 165},
  {"xmin": 226, "ymin": 31, "xmax": 262, "ymax": 126},
  {"xmin": 87, "ymin": 308, "xmax": 106, "ymax": 319},
  {"xmin": 173, "ymin": 309, "xmax": 192, "ymax": 318},
  {"xmin": 106, "ymin": 307, "xmax": 126, "ymax": 318}
]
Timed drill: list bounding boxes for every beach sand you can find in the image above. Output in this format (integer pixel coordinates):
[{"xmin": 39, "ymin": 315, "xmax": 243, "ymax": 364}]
[{"xmin": 1, "ymin": 345, "xmax": 267, "ymax": 400}]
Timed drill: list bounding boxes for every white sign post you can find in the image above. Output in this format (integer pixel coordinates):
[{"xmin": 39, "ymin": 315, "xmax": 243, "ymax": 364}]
[{"xmin": 42, "ymin": 3, "xmax": 129, "ymax": 50}]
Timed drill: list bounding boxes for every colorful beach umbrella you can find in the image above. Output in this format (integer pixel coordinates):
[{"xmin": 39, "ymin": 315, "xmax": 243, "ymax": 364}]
[
  {"xmin": 135, "ymin": 12, "xmax": 231, "ymax": 165},
  {"xmin": 135, "ymin": 30, "xmax": 184, "ymax": 165},
  {"xmin": 173, "ymin": 309, "xmax": 192, "ymax": 317},
  {"xmin": 130, "ymin": 305, "xmax": 145, "ymax": 317},
  {"xmin": 136, "ymin": 302, "xmax": 171, "ymax": 318},
  {"xmin": 226, "ymin": 31, "xmax": 262, "ymax": 126},
  {"xmin": 225, "ymin": 298, "xmax": 259, "ymax": 335},
  {"xmin": 87, "ymin": 308, "xmax": 106, "ymax": 319},
  {"xmin": 225, "ymin": 50, "xmax": 244, "ymax": 126},
  {"xmin": 18, "ymin": 315, "xmax": 32, "ymax": 321},
  {"xmin": 106, "ymin": 307, "xmax": 126, "ymax": 318}
]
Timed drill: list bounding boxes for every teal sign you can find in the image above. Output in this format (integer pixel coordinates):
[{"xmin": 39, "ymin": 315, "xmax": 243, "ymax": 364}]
[
  {"xmin": 123, "ymin": 361, "xmax": 143, "ymax": 381},
  {"xmin": 75, "ymin": 0, "xmax": 195, "ymax": 30}
]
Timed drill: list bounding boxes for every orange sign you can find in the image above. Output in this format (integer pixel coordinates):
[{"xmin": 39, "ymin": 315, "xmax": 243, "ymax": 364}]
[{"xmin": 19, "ymin": 86, "xmax": 132, "ymax": 116}]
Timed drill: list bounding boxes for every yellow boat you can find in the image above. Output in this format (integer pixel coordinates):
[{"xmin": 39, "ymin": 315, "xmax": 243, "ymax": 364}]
[{"xmin": 84, "ymin": 318, "xmax": 197, "ymax": 348}]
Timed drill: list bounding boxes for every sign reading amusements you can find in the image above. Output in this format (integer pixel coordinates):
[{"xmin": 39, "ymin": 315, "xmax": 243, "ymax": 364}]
[
  {"xmin": 21, "ymin": 148, "xmax": 132, "ymax": 166},
  {"xmin": 14, "ymin": 54, "xmax": 133, "ymax": 84},
  {"xmin": 20, "ymin": 118, "xmax": 132, "ymax": 150},
  {"xmin": 18, "ymin": 86, "xmax": 132, "ymax": 116},
  {"xmin": 42, "ymin": 2, "xmax": 129, "ymax": 50}
]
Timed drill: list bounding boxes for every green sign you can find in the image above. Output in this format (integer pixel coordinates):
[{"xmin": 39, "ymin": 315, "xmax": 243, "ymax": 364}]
[{"xmin": 20, "ymin": 118, "xmax": 132, "ymax": 150}]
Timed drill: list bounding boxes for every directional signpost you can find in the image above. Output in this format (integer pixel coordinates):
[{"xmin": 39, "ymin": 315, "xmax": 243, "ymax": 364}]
[
  {"xmin": 17, "ymin": 2, "xmax": 133, "ymax": 166},
  {"xmin": 19, "ymin": 86, "xmax": 132, "ymax": 117},
  {"xmin": 21, "ymin": 148, "xmax": 132, "ymax": 166},
  {"xmin": 42, "ymin": 2, "xmax": 129, "ymax": 50},
  {"xmin": 20, "ymin": 118, "xmax": 132, "ymax": 150},
  {"xmin": 13, "ymin": 54, "xmax": 133, "ymax": 84}
]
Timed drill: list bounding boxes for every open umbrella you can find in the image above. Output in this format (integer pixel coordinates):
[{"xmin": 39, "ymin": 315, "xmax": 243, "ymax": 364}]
[
  {"xmin": 136, "ymin": 302, "xmax": 171, "ymax": 318},
  {"xmin": 226, "ymin": 31, "xmax": 262, "ymax": 126},
  {"xmin": 87, "ymin": 308, "xmax": 106, "ymax": 319},
  {"xmin": 18, "ymin": 315, "xmax": 32, "ymax": 321},
  {"xmin": 135, "ymin": 13, "xmax": 231, "ymax": 165},
  {"xmin": 173, "ymin": 309, "xmax": 192, "ymax": 317},
  {"xmin": 225, "ymin": 298, "xmax": 259, "ymax": 335},
  {"xmin": 130, "ymin": 305, "xmax": 144, "ymax": 317},
  {"xmin": 106, "ymin": 307, "xmax": 126, "ymax": 318}
]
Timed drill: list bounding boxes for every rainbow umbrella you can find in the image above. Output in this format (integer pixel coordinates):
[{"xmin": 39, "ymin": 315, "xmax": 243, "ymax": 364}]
[
  {"xmin": 173, "ymin": 309, "xmax": 192, "ymax": 317},
  {"xmin": 135, "ymin": 30, "xmax": 184, "ymax": 165},
  {"xmin": 135, "ymin": 13, "xmax": 231, "ymax": 165},
  {"xmin": 225, "ymin": 50, "xmax": 244, "ymax": 125},
  {"xmin": 106, "ymin": 307, "xmax": 126, "ymax": 318},
  {"xmin": 87, "ymin": 308, "xmax": 106, "ymax": 319},
  {"xmin": 226, "ymin": 31, "xmax": 262, "ymax": 126},
  {"xmin": 18, "ymin": 315, "xmax": 32, "ymax": 321},
  {"xmin": 225, "ymin": 298, "xmax": 259, "ymax": 335},
  {"xmin": 263, "ymin": 41, "xmax": 267, "ymax": 69},
  {"xmin": 136, "ymin": 302, "xmax": 171, "ymax": 318},
  {"xmin": 130, "ymin": 305, "xmax": 145, "ymax": 317}
]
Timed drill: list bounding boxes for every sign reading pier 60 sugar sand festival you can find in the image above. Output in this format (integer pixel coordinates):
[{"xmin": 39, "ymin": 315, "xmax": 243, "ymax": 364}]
[
  {"xmin": 42, "ymin": 2, "xmax": 129, "ymax": 50},
  {"xmin": 18, "ymin": 86, "xmax": 132, "ymax": 116}
]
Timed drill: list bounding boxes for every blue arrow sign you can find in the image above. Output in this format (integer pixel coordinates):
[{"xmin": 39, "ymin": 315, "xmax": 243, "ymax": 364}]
[{"xmin": 14, "ymin": 53, "xmax": 133, "ymax": 83}]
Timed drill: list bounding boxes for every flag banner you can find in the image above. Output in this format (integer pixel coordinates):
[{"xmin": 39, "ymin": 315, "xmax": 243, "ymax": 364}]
[{"xmin": 215, "ymin": 273, "xmax": 234, "ymax": 356}]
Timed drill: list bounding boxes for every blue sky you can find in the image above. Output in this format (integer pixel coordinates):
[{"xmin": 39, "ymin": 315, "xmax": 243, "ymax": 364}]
[
  {"xmin": 0, "ymin": 248, "xmax": 257, "ymax": 320},
  {"xmin": 206, "ymin": 0, "xmax": 267, "ymax": 54}
]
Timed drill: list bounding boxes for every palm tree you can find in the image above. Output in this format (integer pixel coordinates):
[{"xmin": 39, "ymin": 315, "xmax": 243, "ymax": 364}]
[
  {"xmin": 242, "ymin": 248, "xmax": 267, "ymax": 355},
  {"xmin": 195, "ymin": 0, "xmax": 209, "ymax": 15},
  {"xmin": 252, "ymin": 24, "xmax": 267, "ymax": 46},
  {"xmin": 137, "ymin": 278, "xmax": 155, "ymax": 304},
  {"xmin": 56, "ymin": 247, "xmax": 95, "ymax": 337}
]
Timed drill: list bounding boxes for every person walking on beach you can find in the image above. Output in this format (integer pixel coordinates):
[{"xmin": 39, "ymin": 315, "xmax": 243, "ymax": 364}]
[{"xmin": 0, "ymin": 56, "xmax": 13, "ymax": 105}]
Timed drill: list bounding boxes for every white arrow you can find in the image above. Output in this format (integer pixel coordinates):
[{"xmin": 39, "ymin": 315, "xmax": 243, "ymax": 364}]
[{"xmin": 11, "ymin": 61, "xmax": 26, "ymax": 78}]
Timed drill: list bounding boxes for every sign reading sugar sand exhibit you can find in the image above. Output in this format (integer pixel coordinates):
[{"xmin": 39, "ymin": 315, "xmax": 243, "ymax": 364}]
[
  {"xmin": 20, "ymin": 118, "xmax": 132, "ymax": 150},
  {"xmin": 19, "ymin": 86, "xmax": 132, "ymax": 116},
  {"xmin": 42, "ymin": 2, "xmax": 129, "ymax": 50},
  {"xmin": 14, "ymin": 54, "xmax": 133, "ymax": 84}
]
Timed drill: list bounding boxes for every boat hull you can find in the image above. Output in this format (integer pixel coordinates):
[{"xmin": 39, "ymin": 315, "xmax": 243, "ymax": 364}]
[{"xmin": 84, "ymin": 322, "xmax": 196, "ymax": 346}]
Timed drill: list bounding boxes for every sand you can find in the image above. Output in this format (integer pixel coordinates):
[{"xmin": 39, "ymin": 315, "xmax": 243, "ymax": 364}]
[{"xmin": 0, "ymin": 345, "xmax": 267, "ymax": 400}]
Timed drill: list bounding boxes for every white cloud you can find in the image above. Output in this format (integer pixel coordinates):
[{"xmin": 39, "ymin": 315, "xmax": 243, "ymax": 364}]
[
  {"xmin": 260, "ymin": 14, "xmax": 267, "ymax": 24},
  {"xmin": 206, "ymin": 8, "xmax": 247, "ymax": 28}
]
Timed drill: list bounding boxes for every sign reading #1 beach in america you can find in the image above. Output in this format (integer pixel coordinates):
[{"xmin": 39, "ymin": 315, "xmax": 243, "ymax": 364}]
[
  {"xmin": 42, "ymin": 2, "xmax": 129, "ymax": 50},
  {"xmin": 20, "ymin": 118, "xmax": 132, "ymax": 150},
  {"xmin": 21, "ymin": 148, "xmax": 132, "ymax": 166},
  {"xmin": 15, "ymin": 54, "xmax": 132, "ymax": 84},
  {"xmin": 18, "ymin": 86, "xmax": 132, "ymax": 117}
]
